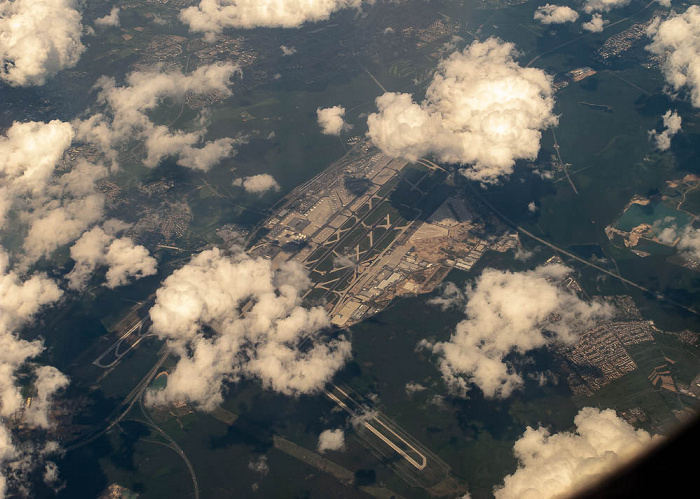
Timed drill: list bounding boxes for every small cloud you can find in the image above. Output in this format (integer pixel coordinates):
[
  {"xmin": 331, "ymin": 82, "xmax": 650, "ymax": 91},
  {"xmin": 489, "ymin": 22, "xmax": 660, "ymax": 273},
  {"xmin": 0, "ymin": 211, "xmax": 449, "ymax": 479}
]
[
  {"xmin": 233, "ymin": 174, "xmax": 280, "ymax": 195},
  {"xmin": 534, "ymin": 4, "xmax": 579, "ymax": 25},
  {"xmin": 583, "ymin": 0, "xmax": 631, "ymax": 13},
  {"xmin": 318, "ymin": 429, "xmax": 345, "ymax": 453},
  {"xmin": 405, "ymin": 382, "xmax": 427, "ymax": 396},
  {"xmin": 317, "ymin": 106, "xmax": 349, "ymax": 135},
  {"xmin": 248, "ymin": 456, "xmax": 269, "ymax": 476},
  {"xmin": 95, "ymin": 7, "xmax": 120, "ymax": 27},
  {"xmin": 427, "ymin": 282, "xmax": 465, "ymax": 311},
  {"xmin": 648, "ymin": 109, "xmax": 682, "ymax": 150},
  {"xmin": 280, "ymin": 45, "xmax": 296, "ymax": 56},
  {"xmin": 582, "ymin": 14, "xmax": 607, "ymax": 33}
]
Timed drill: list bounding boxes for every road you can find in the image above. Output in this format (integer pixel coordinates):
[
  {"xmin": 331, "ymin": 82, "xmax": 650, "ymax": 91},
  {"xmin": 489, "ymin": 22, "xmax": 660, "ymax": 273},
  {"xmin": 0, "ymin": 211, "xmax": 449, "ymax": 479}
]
[{"xmin": 466, "ymin": 184, "xmax": 700, "ymax": 317}]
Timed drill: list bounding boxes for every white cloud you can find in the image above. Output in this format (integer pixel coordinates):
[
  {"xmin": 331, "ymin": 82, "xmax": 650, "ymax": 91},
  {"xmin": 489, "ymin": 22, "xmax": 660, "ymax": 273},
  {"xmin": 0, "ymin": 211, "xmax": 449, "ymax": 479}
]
[
  {"xmin": 75, "ymin": 63, "xmax": 240, "ymax": 170},
  {"xmin": 0, "ymin": 425, "xmax": 15, "ymax": 497},
  {"xmin": 656, "ymin": 0, "xmax": 671, "ymax": 7},
  {"xmin": 318, "ymin": 429, "xmax": 345, "ymax": 453},
  {"xmin": 95, "ymin": 7, "xmax": 120, "ymax": 27},
  {"xmin": 248, "ymin": 455, "xmax": 269, "ymax": 475},
  {"xmin": 0, "ymin": 121, "xmax": 110, "ymax": 267},
  {"xmin": 233, "ymin": 174, "xmax": 281, "ymax": 195},
  {"xmin": 494, "ymin": 407, "xmax": 660, "ymax": 499},
  {"xmin": 405, "ymin": 382, "xmax": 427, "ymax": 395},
  {"xmin": 67, "ymin": 222, "xmax": 157, "ymax": 290},
  {"xmin": 23, "ymin": 366, "xmax": 69, "ymax": 428},
  {"xmin": 427, "ymin": 282, "xmax": 465, "ymax": 311},
  {"xmin": 677, "ymin": 226, "xmax": 700, "ymax": 260},
  {"xmin": 583, "ymin": 0, "xmax": 631, "ymax": 14},
  {"xmin": 145, "ymin": 248, "xmax": 351, "ymax": 410},
  {"xmin": 649, "ymin": 109, "xmax": 682, "ymax": 150},
  {"xmin": 0, "ymin": 247, "xmax": 68, "ymax": 496},
  {"xmin": 0, "ymin": 0, "xmax": 85, "ymax": 86},
  {"xmin": 527, "ymin": 201, "xmax": 538, "ymax": 212},
  {"xmin": 180, "ymin": 0, "xmax": 364, "ymax": 38},
  {"xmin": 0, "ymin": 250, "xmax": 63, "ymax": 420},
  {"xmin": 280, "ymin": 45, "xmax": 297, "ymax": 56},
  {"xmin": 317, "ymin": 106, "xmax": 349, "ymax": 136},
  {"xmin": 430, "ymin": 264, "xmax": 612, "ymax": 398},
  {"xmin": 647, "ymin": 6, "xmax": 700, "ymax": 107},
  {"xmin": 534, "ymin": 5, "xmax": 579, "ymax": 25},
  {"xmin": 582, "ymin": 14, "xmax": 607, "ymax": 33},
  {"xmin": 367, "ymin": 38, "xmax": 558, "ymax": 183}
]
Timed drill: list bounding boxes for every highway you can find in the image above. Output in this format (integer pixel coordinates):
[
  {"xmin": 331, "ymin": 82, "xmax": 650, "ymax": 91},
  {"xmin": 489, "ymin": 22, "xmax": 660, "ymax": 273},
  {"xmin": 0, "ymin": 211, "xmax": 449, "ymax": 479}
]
[{"xmin": 465, "ymin": 184, "xmax": 700, "ymax": 317}]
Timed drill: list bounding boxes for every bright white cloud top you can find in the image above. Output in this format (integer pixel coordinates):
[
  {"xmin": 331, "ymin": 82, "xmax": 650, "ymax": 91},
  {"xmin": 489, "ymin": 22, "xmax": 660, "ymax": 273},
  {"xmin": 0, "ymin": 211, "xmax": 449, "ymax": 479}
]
[
  {"xmin": 649, "ymin": 109, "xmax": 682, "ymax": 150},
  {"xmin": 494, "ymin": 407, "xmax": 659, "ymax": 498},
  {"xmin": 0, "ymin": 249, "xmax": 67, "ymax": 495},
  {"xmin": 146, "ymin": 248, "xmax": 351, "ymax": 410},
  {"xmin": 582, "ymin": 13, "xmax": 607, "ymax": 33},
  {"xmin": 533, "ymin": 4, "xmax": 579, "ymax": 25},
  {"xmin": 583, "ymin": 0, "xmax": 631, "ymax": 14},
  {"xmin": 233, "ymin": 174, "xmax": 281, "ymax": 194},
  {"xmin": 647, "ymin": 6, "xmax": 700, "ymax": 108},
  {"xmin": 95, "ymin": 7, "xmax": 120, "ymax": 28},
  {"xmin": 317, "ymin": 429, "xmax": 345, "ymax": 453},
  {"xmin": 0, "ymin": 0, "xmax": 85, "ymax": 86},
  {"xmin": 428, "ymin": 264, "xmax": 612, "ymax": 398},
  {"xmin": 317, "ymin": 106, "xmax": 349, "ymax": 135},
  {"xmin": 367, "ymin": 38, "xmax": 558, "ymax": 183},
  {"xmin": 75, "ymin": 63, "xmax": 241, "ymax": 170},
  {"xmin": 180, "ymin": 0, "xmax": 364, "ymax": 38},
  {"xmin": 67, "ymin": 222, "xmax": 158, "ymax": 290},
  {"xmin": 0, "ymin": 121, "xmax": 108, "ymax": 266}
]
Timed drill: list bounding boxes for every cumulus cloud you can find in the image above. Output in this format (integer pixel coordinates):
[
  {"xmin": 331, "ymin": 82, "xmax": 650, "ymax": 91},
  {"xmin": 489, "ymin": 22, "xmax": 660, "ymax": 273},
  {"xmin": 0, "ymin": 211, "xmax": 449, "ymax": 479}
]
[
  {"xmin": 145, "ymin": 248, "xmax": 351, "ymax": 410},
  {"xmin": 649, "ymin": 109, "xmax": 682, "ymax": 150},
  {"xmin": 495, "ymin": 407, "xmax": 660, "ymax": 498},
  {"xmin": 0, "ymin": 247, "xmax": 68, "ymax": 496},
  {"xmin": 180, "ymin": 0, "xmax": 364, "ymax": 38},
  {"xmin": 233, "ymin": 174, "xmax": 281, "ymax": 195},
  {"xmin": 23, "ymin": 366, "xmax": 69, "ymax": 428},
  {"xmin": 280, "ymin": 45, "xmax": 297, "ymax": 56},
  {"xmin": 75, "ymin": 63, "xmax": 241, "ymax": 170},
  {"xmin": 317, "ymin": 106, "xmax": 349, "ymax": 136},
  {"xmin": 0, "ymin": 250, "xmax": 63, "ymax": 419},
  {"xmin": 427, "ymin": 282, "xmax": 465, "ymax": 311},
  {"xmin": 677, "ymin": 226, "xmax": 700, "ymax": 260},
  {"xmin": 534, "ymin": 5, "xmax": 579, "ymax": 25},
  {"xmin": 582, "ymin": 14, "xmax": 607, "ymax": 33},
  {"xmin": 0, "ymin": 121, "xmax": 109, "ymax": 266},
  {"xmin": 405, "ymin": 382, "xmax": 427, "ymax": 395},
  {"xmin": 318, "ymin": 429, "xmax": 345, "ymax": 453},
  {"xmin": 367, "ymin": 38, "xmax": 558, "ymax": 183},
  {"xmin": 67, "ymin": 222, "xmax": 157, "ymax": 290},
  {"xmin": 429, "ymin": 264, "xmax": 612, "ymax": 398},
  {"xmin": 646, "ymin": 6, "xmax": 700, "ymax": 107},
  {"xmin": 95, "ymin": 7, "xmax": 120, "ymax": 27},
  {"xmin": 583, "ymin": 0, "xmax": 631, "ymax": 14},
  {"xmin": 0, "ymin": 0, "xmax": 85, "ymax": 86}
]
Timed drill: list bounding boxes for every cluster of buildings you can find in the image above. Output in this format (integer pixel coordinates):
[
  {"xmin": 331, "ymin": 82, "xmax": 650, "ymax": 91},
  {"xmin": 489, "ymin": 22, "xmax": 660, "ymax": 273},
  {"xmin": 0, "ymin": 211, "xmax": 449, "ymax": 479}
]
[
  {"xmin": 559, "ymin": 295, "xmax": 659, "ymax": 396},
  {"xmin": 596, "ymin": 12, "xmax": 666, "ymax": 63}
]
